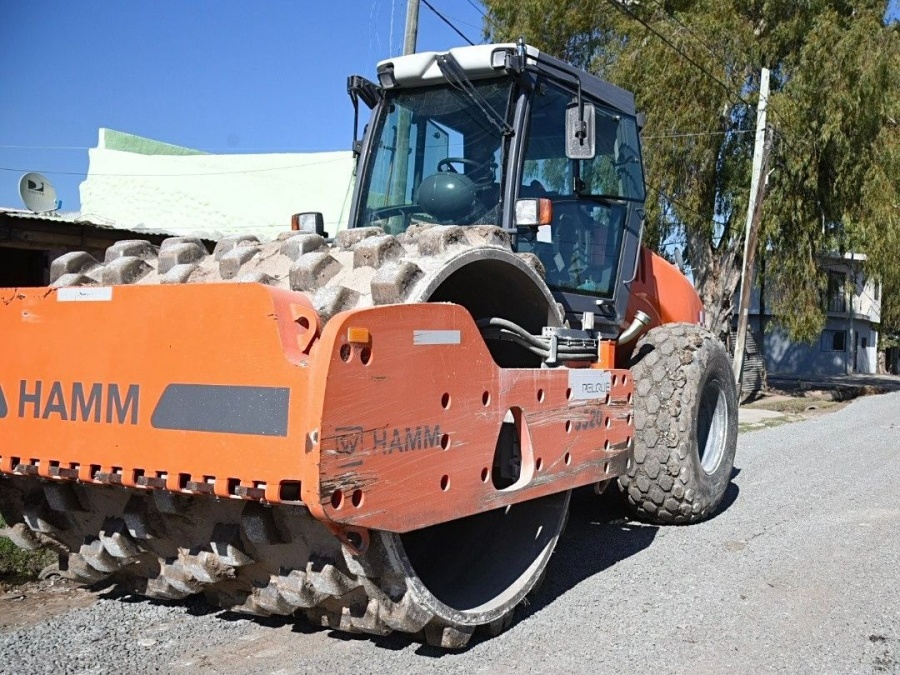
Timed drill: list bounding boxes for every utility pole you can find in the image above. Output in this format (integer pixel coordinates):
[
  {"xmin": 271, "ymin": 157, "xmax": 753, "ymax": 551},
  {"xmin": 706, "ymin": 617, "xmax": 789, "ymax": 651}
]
[
  {"xmin": 387, "ymin": 0, "xmax": 420, "ymax": 229},
  {"xmin": 403, "ymin": 0, "xmax": 420, "ymax": 55},
  {"xmin": 847, "ymin": 250, "xmax": 855, "ymax": 375},
  {"xmin": 733, "ymin": 67, "xmax": 771, "ymax": 389}
]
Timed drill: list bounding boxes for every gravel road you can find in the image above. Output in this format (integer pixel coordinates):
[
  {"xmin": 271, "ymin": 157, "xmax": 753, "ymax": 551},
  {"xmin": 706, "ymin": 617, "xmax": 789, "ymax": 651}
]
[{"xmin": 2, "ymin": 391, "xmax": 898, "ymax": 674}]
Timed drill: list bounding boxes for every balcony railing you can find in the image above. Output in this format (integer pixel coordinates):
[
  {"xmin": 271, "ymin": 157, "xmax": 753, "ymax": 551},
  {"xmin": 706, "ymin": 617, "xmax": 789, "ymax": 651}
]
[{"xmin": 826, "ymin": 294, "xmax": 847, "ymax": 313}]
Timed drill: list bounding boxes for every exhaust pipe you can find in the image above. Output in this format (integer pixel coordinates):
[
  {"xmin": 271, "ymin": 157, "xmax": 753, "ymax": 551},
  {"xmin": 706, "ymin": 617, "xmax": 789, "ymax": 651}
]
[{"xmin": 617, "ymin": 310, "xmax": 651, "ymax": 346}]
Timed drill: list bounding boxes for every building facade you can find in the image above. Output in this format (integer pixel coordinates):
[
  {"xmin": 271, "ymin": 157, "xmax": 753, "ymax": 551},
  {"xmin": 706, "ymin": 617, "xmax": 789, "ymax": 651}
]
[{"xmin": 741, "ymin": 253, "xmax": 881, "ymax": 377}]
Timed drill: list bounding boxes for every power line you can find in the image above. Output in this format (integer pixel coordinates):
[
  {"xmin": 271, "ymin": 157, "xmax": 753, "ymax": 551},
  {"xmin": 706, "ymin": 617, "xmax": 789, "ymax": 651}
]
[
  {"xmin": 642, "ymin": 129, "xmax": 753, "ymax": 140},
  {"xmin": 646, "ymin": 0, "xmax": 734, "ymax": 73},
  {"xmin": 437, "ymin": 13, "xmax": 485, "ymax": 33},
  {"xmin": 389, "ymin": 0, "xmax": 397, "ymax": 57},
  {"xmin": 646, "ymin": 182, "xmax": 711, "ymax": 225},
  {"xmin": 463, "ymin": 0, "xmax": 501, "ymax": 34},
  {"xmin": 605, "ymin": 0, "xmax": 818, "ymax": 200},
  {"xmin": 602, "ymin": 0, "xmax": 753, "ymax": 111},
  {"xmin": 421, "ymin": 0, "xmax": 475, "ymax": 46},
  {"xmin": 1, "ymin": 129, "xmax": 752, "ymax": 152},
  {"xmin": 644, "ymin": 0, "xmax": 812, "ymax": 157},
  {"xmin": 464, "ymin": 0, "xmax": 486, "ymax": 18},
  {"xmin": 0, "ymin": 144, "xmax": 91, "ymax": 151},
  {"xmin": 645, "ymin": 0, "xmax": 799, "ymax": 149}
]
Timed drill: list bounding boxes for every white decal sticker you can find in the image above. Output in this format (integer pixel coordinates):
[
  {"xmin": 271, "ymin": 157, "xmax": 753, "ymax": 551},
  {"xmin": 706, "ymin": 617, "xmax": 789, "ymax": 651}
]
[
  {"xmin": 413, "ymin": 330, "xmax": 461, "ymax": 346},
  {"xmin": 537, "ymin": 224, "xmax": 552, "ymax": 244},
  {"xmin": 57, "ymin": 287, "xmax": 113, "ymax": 302},
  {"xmin": 554, "ymin": 252, "xmax": 566, "ymax": 272},
  {"xmin": 568, "ymin": 369, "xmax": 612, "ymax": 400}
]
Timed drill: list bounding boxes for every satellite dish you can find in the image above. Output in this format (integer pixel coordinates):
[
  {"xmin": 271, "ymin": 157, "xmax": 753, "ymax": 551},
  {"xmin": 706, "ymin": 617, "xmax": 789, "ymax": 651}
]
[{"xmin": 19, "ymin": 172, "xmax": 58, "ymax": 213}]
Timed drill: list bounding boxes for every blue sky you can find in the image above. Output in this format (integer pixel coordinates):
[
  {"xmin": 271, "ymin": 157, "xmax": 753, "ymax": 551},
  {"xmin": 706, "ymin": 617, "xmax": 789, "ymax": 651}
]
[
  {"xmin": 1, "ymin": 1, "xmax": 898, "ymax": 213},
  {"xmin": 0, "ymin": 1, "xmax": 487, "ymax": 211}
]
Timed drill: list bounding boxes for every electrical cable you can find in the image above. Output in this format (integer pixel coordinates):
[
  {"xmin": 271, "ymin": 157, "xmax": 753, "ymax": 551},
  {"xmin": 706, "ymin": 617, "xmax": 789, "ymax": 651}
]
[
  {"xmin": 421, "ymin": 0, "xmax": 475, "ymax": 46},
  {"xmin": 646, "ymin": 0, "xmax": 735, "ymax": 73},
  {"xmin": 642, "ymin": 129, "xmax": 753, "ymax": 139},
  {"xmin": 0, "ymin": 143, "xmax": 349, "ymax": 153},
  {"xmin": 643, "ymin": 0, "xmax": 813, "ymax": 153},
  {"xmin": 602, "ymin": 0, "xmax": 754, "ymax": 110},
  {"xmin": 643, "ymin": 0, "xmax": 810, "ymax": 156},
  {"xmin": 464, "ymin": 0, "xmax": 487, "ymax": 19},
  {"xmin": 646, "ymin": 182, "xmax": 710, "ymax": 224}
]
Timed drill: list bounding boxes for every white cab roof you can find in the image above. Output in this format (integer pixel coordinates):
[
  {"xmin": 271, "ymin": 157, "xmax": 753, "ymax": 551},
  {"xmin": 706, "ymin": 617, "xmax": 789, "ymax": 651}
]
[{"xmin": 377, "ymin": 43, "xmax": 541, "ymax": 86}]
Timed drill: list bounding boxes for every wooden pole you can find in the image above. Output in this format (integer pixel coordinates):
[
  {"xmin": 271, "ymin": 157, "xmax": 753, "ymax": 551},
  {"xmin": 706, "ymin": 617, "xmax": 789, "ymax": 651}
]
[
  {"xmin": 403, "ymin": 0, "xmax": 420, "ymax": 55},
  {"xmin": 733, "ymin": 67, "xmax": 771, "ymax": 388},
  {"xmin": 733, "ymin": 130, "xmax": 773, "ymax": 390}
]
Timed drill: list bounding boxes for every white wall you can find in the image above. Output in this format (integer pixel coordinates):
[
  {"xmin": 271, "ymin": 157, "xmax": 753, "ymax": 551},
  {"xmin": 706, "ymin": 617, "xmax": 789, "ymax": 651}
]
[
  {"xmin": 854, "ymin": 275, "xmax": 881, "ymax": 322},
  {"xmin": 80, "ymin": 133, "xmax": 355, "ymax": 241}
]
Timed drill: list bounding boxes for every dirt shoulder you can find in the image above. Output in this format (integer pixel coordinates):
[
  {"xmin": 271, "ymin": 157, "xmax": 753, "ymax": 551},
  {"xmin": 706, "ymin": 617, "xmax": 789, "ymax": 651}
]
[
  {"xmin": 0, "ymin": 578, "xmax": 99, "ymax": 633},
  {"xmin": 739, "ymin": 372, "xmax": 900, "ymax": 431}
]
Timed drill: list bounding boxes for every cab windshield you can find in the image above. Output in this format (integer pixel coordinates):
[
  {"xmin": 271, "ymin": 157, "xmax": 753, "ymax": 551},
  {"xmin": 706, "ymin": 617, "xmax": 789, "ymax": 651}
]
[{"xmin": 358, "ymin": 79, "xmax": 514, "ymax": 234}]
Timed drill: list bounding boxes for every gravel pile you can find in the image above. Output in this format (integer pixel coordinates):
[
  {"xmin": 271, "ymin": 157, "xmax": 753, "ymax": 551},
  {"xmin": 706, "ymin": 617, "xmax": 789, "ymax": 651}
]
[{"xmin": 0, "ymin": 594, "xmax": 259, "ymax": 674}]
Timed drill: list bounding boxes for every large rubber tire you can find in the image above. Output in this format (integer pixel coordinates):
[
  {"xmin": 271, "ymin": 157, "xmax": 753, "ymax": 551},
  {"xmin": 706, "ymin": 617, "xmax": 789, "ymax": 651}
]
[{"xmin": 619, "ymin": 323, "xmax": 738, "ymax": 524}]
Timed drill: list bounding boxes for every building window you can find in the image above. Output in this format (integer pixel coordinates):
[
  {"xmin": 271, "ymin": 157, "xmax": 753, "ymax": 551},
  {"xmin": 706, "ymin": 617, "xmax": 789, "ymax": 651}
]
[
  {"xmin": 826, "ymin": 271, "xmax": 846, "ymax": 313},
  {"xmin": 821, "ymin": 329, "xmax": 846, "ymax": 352}
]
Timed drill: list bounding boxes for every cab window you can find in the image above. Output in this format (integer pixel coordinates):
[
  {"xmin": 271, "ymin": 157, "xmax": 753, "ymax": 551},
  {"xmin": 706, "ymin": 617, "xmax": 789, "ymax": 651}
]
[{"xmin": 517, "ymin": 81, "xmax": 643, "ymax": 298}]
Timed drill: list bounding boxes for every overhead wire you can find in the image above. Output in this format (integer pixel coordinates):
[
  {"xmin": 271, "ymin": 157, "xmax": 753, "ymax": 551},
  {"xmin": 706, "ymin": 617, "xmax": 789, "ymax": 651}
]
[
  {"xmin": 645, "ymin": 0, "xmax": 735, "ymax": 74},
  {"xmin": 421, "ymin": 0, "xmax": 475, "ymax": 46},
  {"xmin": 642, "ymin": 129, "xmax": 754, "ymax": 140},
  {"xmin": 463, "ymin": 0, "xmax": 503, "ymax": 36},
  {"xmin": 602, "ymin": 0, "xmax": 808, "ymax": 253},
  {"xmin": 464, "ymin": 0, "xmax": 487, "ymax": 19},
  {"xmin": 0, "ymin": 144, "xmax": 93, "ymax": 151},
  {"xmin": 641, "ymin": 0, "xmax": 814, "ymax": 157},
  {"xmin": 389, "ymin": 0, "xmax": 397, "ymax": 57},
  {"xmin": 646, "ymin": 182, "xmax": 710, "ymax": 225},
  {"xmin": 605, "ymin": 0, "xmax": 814, "ymax": 165},
  {"xmin": 601, "ymin": 0, "xmax": 754, "ymax": 111}
]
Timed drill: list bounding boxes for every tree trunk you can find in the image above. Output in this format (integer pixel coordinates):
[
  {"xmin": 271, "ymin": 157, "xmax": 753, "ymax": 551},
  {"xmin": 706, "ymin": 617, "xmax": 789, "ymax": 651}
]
[{"xmin": 689, "ymin": 230, "xmax": 743, "ymax": 342}]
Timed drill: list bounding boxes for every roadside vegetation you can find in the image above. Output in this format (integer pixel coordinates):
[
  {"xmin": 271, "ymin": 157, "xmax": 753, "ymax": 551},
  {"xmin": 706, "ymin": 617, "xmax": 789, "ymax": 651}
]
[{"xmin": 0, "ymin": 515, "xmax": 56, "ymax": 586}]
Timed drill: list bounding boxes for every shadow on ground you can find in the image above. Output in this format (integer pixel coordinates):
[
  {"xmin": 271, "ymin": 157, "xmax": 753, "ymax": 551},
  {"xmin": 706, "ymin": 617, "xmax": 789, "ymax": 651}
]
[{"xmin": 96, "ymin": 474, "xmax": 741, "ymax": 657}]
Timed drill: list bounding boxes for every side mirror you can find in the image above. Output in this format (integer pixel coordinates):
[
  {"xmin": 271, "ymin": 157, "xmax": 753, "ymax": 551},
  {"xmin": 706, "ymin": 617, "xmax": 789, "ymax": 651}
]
[
  {"xmin": 291, "ymin": 212, "xmax": 328, "ymax": 237},
  {"xmin": 515, "ymin": 198, "xmax": 553, "ymax": 227},
  {"xmin": 566, "ymin": 101, "xmax": 596, "ymax": 160}
]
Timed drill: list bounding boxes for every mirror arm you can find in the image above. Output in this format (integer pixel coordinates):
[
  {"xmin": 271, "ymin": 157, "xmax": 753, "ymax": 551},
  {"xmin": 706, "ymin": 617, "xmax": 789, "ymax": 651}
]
[
  {"xmin": 351, "ymin": 92, "xmax": 361, "ymax": 157},
  {"xmin": 575, "ymin": 80, "xmax": 586, "ymax": 142},
  {"xmin": 347, "ymin": 75, "xmax": 384, "ymax": 157}
]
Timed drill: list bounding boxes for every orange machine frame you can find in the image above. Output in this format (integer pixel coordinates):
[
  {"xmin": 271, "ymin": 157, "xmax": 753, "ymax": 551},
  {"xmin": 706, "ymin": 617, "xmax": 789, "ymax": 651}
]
[{"xmin": 0, "ymin": 284, "xmax": 633, "ymax": 535}]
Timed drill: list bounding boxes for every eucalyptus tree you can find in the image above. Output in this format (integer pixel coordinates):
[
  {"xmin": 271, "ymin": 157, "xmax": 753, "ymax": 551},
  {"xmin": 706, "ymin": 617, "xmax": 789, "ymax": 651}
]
[{"xmin": 483, "ymin": 0, "xmax": 900, "ymax": 342}]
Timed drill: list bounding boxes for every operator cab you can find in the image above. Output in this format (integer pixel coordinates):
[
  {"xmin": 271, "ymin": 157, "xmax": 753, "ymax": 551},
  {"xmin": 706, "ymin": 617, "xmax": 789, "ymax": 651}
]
[{"xmin": 347, "ymin": 42, "xmax": 646, "ymax": 335}]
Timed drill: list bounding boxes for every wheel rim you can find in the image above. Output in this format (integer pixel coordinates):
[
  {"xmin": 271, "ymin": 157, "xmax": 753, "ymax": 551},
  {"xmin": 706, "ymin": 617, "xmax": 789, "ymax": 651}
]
[
  {"xmin": 390, "ymin": 490, "xmax": 570, "ymax": 622},
  {"xmin": 697, "ymin": 378, "xmax": 728, "ymax": 474}
]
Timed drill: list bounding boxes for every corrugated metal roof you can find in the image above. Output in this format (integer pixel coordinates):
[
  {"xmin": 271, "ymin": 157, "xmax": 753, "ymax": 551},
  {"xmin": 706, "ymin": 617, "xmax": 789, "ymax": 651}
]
[{"xmin": 0, "ymin": 207, "xmax": 179, "ymax": 238}]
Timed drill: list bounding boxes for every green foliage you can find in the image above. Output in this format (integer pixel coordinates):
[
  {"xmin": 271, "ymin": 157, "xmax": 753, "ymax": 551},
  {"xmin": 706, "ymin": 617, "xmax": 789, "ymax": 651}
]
[
  {"xmin": 0, "ymin": 514, "xmax": 55, "ymax": 583},
  {"xmin": 483, "ymin": 0, "xmax": 900, "ymax": 341}
]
